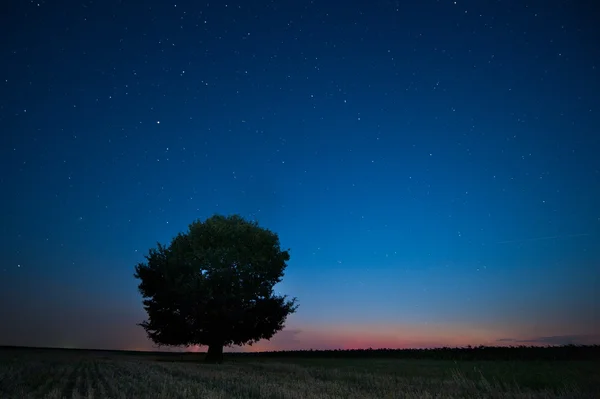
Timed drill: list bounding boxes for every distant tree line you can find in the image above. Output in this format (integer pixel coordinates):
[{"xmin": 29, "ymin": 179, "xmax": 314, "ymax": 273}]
[
  {"xmin": 1, "ymin": 344, "xmax": 598, "ymax": 362},
  {"xmin": 227, "ymin": 345, "xmax": 600, "ymax": 361}
]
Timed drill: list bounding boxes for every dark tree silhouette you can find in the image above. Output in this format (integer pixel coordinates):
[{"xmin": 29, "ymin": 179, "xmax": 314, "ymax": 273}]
[{"xmin": 134, "ymin": 214, "xmax": 298, "ymax": 363}]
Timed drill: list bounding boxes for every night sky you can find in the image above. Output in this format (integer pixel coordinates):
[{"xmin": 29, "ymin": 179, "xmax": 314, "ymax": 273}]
[{"xmin": 1, "ymin": 0, "xmax": 599, "ymax": 352}]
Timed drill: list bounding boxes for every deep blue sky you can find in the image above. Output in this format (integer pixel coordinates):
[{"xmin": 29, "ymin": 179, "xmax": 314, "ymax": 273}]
[{"xmin": 1, "ymin": 0, "xmax": 599, "ymax": 351}]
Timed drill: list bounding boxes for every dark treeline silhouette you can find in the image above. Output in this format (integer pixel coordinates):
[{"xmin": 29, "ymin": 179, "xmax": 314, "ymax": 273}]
[
  {"xmin": 1, "ymin": 344, "xmax": 599, "ymax": 361},
  {"xmin": 231, "ymin": 345, "xmax": 600, "ymax": 361}
]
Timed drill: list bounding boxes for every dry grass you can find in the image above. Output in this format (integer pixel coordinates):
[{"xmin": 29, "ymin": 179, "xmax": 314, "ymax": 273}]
[{"xmin": 0, "ymin": 349, "xmax": 598, "ymax": 398}]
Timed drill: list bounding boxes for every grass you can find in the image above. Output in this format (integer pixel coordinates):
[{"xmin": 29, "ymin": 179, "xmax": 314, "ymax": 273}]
[{"xmin": 0, "ymin": 347, "xmax": 598, "ymax": 398}]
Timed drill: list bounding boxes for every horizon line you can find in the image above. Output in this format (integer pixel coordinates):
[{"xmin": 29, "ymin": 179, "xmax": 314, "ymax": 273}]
[{"xmin": 1, "ymin": 343, "xmax": 597, "ymax": 354}]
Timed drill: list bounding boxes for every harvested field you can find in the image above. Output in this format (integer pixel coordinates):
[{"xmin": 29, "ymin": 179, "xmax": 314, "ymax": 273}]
[{"xmin": 0, "ymin": 347, "xmax": 598, "ymax": 398}]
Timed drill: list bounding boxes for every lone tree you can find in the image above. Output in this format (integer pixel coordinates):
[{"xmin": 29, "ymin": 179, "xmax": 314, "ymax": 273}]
[{"xmin": 134, "ymin": 214, "xmax": 298, "ymax": 363}]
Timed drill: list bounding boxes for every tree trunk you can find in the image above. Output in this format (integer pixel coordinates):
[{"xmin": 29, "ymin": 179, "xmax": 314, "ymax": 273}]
[{"xmin": 205, "ymin": 343, "xmax": 224, "ymax": 363}]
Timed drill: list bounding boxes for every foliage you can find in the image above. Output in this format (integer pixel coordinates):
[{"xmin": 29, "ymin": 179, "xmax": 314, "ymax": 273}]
[{"xmin": 133, "ymin": 214, "xmax": 297, "ymax": 361}]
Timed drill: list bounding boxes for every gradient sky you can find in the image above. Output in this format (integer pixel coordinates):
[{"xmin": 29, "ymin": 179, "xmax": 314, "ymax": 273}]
[{"xmin": 1, "ymin": 0, "xmax": 599, "ymax": 352}]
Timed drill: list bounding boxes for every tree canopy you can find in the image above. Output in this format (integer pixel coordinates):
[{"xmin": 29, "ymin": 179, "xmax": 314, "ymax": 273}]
[{"xmin": 133, "ymin": 214, "xmax": 298, "ymax": 363}]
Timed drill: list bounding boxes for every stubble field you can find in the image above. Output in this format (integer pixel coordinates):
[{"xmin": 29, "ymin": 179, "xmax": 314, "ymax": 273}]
[{"xmin": 0, "ymin": 347, "xmax": 599, "ymax": 399}]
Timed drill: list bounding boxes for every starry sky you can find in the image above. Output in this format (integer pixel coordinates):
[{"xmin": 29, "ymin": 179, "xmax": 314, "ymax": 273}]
[{"xmin": 1, "ymin": 0, "xmax": 599, "ymax": 352}]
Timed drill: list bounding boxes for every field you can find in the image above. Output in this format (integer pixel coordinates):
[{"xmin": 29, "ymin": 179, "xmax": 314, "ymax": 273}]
[{"xmin": 0, "ymin": 346, "xmax": 599, "ymax": 398}]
